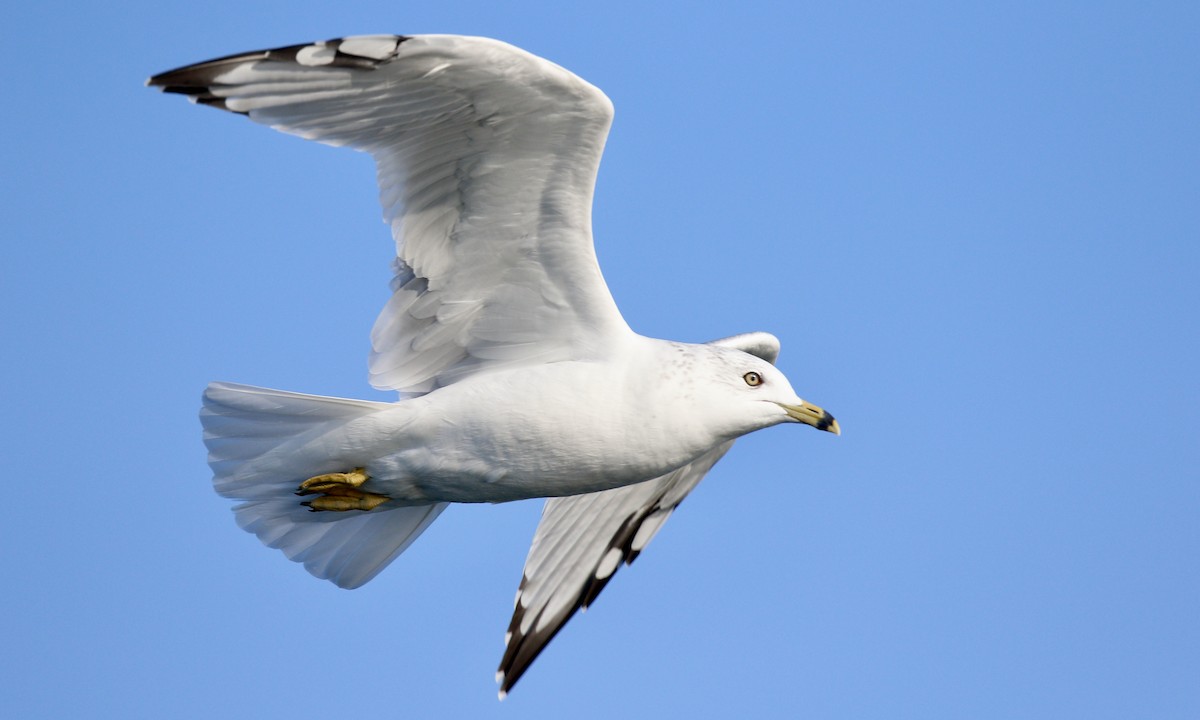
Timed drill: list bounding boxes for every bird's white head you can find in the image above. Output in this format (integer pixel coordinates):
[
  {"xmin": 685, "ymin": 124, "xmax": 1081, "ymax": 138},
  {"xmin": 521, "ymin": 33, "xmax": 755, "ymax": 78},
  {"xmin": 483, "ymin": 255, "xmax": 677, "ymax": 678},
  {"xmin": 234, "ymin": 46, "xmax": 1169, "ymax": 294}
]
[{"xmin": 672, "ymin": 343, "xmax": 840, "ymax": 442}]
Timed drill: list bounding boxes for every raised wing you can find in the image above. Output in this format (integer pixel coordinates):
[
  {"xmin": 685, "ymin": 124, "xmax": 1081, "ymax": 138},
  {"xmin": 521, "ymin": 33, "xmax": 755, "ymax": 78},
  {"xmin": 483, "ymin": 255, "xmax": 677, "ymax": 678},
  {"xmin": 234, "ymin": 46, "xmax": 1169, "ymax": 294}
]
[
  {"xmin": 149, "ymin": 34, "xmax": 629, "ymax": 394},
  {"xmin": 496, "ymin": 333, "xmax": 781, "ymax": 697}
]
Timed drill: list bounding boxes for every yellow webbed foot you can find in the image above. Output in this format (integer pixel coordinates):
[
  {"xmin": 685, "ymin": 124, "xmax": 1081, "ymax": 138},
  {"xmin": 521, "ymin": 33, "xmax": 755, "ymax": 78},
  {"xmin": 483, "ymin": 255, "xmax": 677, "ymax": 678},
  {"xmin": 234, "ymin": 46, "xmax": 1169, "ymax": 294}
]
[
  {"xmin": 300, "ymin": 491, "xmax": 391, "ymax": 512},
  {"xmin": 296, "ymin": 467, "xmax": 370, "ymax": 495},
  {"xmin": 295, "ymin": 468, "xmax": 391, "ymax": 512}
]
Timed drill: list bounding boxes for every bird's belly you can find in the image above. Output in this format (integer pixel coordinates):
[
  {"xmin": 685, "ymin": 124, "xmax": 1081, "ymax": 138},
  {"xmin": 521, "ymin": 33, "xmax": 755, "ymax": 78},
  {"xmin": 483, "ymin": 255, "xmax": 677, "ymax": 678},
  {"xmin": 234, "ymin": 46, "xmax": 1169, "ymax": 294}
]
[
  {"xmin": 358, "ymin": 373, "xmax": 716, "ymax": 504},
  {"xmin": 365, "ymin": 432, "xmax": 692, "ymax": 504}
]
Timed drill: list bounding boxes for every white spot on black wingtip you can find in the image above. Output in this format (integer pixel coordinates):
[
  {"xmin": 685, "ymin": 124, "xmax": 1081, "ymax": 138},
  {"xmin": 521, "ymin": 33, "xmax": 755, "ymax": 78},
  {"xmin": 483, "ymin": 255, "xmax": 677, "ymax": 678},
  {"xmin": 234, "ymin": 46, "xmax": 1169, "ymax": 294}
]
[
  {"xmin": 295, "ymin": 43, "xmax": 337, "ymax": 67},
  {"xmin": 631, "ymin": 508, "xmax": 670, "ymax": 552},
  {"xmin": 338, "ymin": 35, "xmax": 406, "ymax": 60},
  {"xmin": 595, "ymin": 547, "xmax": 622, "ymax": 580},
  {"xmin": 262, "ymin": 36, "xmax": 408, "ymax": 69}
]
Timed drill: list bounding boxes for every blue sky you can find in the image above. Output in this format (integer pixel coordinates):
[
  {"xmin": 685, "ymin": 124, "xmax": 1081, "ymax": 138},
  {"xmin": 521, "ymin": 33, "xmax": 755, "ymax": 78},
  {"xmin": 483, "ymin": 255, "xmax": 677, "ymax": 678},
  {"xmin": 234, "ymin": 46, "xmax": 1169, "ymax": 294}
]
[{"xmin": 4, "ymin": 1, "xmax": 1198, "ymax": 717}]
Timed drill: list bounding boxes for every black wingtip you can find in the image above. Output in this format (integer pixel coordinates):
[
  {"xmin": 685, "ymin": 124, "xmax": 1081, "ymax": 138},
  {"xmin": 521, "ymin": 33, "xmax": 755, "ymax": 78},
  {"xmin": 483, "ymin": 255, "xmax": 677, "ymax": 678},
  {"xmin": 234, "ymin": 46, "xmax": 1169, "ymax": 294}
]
[
  {"xmin": 147, "ymin": 34, "xmax": 412, "ymax": 94},
  {"xmin": 147, "ymin": 35, "xmax": 411, "ymax": 118},
  {"xmin": 496, "ymin": 501, "xmax": 679, "ymax": 696}
]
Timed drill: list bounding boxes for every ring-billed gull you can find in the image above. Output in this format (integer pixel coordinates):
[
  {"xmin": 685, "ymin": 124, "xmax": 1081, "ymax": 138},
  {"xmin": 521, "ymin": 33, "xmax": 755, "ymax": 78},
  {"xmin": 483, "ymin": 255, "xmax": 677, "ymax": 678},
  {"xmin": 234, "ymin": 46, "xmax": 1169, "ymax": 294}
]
[{"xmin": 148, "ymin": 34, "xmax": 839, "ymax": 697}]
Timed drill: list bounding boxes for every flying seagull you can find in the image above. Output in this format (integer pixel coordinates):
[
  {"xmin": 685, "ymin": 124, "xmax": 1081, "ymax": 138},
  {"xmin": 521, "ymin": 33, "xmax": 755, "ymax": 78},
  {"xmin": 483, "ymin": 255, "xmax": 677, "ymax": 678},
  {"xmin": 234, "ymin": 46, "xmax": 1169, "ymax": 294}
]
[{"xmin": 148, "ymin": 34, "xmax": 839, "ymax": 697}]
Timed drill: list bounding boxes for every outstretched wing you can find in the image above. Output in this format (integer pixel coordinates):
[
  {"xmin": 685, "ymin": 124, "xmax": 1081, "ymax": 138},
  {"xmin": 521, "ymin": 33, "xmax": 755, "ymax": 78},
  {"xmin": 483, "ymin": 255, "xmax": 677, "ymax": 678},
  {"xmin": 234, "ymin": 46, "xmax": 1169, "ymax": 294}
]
[
  {"xmin": 149, "ymin": 34, "xmax": 629, "ymax": 394},
  {"xmin": 496, "ymin": 333, "xmax": 782, "ymax": 697}
]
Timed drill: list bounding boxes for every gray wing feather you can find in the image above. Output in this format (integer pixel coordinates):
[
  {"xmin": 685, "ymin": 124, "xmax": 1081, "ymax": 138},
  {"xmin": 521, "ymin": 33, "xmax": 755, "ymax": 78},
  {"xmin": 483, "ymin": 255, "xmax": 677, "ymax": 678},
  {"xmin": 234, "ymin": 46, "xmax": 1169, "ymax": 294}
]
[{"xmin": 149, "ymin": 34, "xmax": 628, "ymax": 396}]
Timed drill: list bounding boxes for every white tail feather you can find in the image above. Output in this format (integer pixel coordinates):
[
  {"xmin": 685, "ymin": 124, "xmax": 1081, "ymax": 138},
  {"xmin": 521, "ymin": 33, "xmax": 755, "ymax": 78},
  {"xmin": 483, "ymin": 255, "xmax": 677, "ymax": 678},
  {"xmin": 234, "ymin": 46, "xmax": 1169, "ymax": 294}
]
[{"xmin": 201, "ymin": 382, "xmax": 448, "ymax": 589}]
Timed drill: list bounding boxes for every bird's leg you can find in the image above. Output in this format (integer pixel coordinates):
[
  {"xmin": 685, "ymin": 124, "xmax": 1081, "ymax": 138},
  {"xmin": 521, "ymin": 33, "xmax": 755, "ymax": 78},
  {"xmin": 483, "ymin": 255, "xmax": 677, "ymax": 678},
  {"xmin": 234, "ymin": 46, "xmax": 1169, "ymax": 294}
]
[{"xmin": 295, "ymin": 467, "xmax": 391, "ymax": 512}]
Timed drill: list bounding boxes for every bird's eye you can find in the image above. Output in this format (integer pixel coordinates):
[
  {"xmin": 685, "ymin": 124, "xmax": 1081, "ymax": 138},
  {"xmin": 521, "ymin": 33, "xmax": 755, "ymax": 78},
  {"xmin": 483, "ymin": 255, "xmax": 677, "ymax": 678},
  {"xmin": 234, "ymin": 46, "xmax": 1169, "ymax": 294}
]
[{"xmin": 743, "ymin": 371, "xmax": 763, "ymax": 387}]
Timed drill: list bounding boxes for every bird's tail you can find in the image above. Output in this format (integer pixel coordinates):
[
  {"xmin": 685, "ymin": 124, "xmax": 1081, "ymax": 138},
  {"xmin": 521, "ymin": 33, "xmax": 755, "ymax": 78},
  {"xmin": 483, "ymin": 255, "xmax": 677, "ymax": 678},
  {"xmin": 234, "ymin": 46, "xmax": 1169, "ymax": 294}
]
[{"xmin": 200, "ymin": 381, "xmax": 447, "ymax": 589}]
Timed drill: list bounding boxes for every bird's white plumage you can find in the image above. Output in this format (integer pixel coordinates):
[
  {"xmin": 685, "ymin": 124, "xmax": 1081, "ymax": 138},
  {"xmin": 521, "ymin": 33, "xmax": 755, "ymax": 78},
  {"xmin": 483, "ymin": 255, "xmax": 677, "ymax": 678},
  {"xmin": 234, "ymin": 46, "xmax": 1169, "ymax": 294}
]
[{"xmin": 150, "ymin": 35, "xmax": 835, "ymax": 697}]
